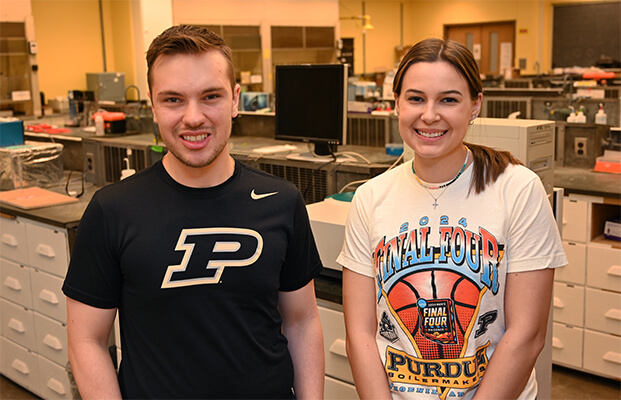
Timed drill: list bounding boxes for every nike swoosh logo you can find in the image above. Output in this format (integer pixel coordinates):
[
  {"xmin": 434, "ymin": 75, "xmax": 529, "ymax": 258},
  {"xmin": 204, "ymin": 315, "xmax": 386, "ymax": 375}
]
[{"xmin": 251, "ymin": 189, "xmax": 279, "ymax": 200}]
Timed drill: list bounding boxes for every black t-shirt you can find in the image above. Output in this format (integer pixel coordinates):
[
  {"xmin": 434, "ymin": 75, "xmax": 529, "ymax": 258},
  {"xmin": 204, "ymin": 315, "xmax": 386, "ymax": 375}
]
[{"xmin": 63, "ymin": 159, "xmax": 323, "ymax": 399}]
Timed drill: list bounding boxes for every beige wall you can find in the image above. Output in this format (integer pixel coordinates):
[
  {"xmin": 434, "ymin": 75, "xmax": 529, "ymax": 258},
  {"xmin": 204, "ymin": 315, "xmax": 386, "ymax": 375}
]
[{"xmin": 7, "ymin": 0, "xmax": 617, "ymax": 102}]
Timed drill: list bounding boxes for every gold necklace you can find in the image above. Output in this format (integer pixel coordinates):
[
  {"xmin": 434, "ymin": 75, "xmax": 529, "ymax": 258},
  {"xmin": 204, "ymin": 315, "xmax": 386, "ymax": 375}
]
[{"xmin": 412, "ymin": 146, "xmax": 469, "ymax": 209}]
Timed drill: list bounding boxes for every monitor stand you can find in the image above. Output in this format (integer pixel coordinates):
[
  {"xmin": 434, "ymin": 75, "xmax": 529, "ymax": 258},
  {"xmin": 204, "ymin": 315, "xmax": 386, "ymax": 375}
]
[{"xmin": 285, "ymin": 143, "xmax": 356, "ymax": 163}]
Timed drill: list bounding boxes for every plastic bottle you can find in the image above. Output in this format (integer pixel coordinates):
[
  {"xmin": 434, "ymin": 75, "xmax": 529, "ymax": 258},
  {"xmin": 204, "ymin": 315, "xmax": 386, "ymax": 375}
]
[
  {"xmin": 575, "ymin": 106, "xmax": 586, "ymax": 123},
  {"xmin": 95, "ymin": 114, "xmax": 105, "ymax": 136},
  {"xmin": 595, "ymin": 103, "xmax": 608, "ymax": 125},
  {"xmin": 566, "ymin": 107, "xmax": 577, "ymax": 123}
]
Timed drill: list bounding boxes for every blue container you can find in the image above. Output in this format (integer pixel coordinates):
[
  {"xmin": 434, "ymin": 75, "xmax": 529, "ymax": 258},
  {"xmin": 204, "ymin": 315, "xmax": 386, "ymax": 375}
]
[{"xmin": 0, "ymin": 120, "xmax": 24, "ymax": 147}]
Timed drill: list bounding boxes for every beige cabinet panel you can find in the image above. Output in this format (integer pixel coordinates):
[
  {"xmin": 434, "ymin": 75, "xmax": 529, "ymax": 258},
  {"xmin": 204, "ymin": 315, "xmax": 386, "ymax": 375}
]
[
  {"xmin": 553, "ymin": 282, "xmax": 585, "ymax": 327},
  {"xmin": 584, "ymin": 330, "xmax": 621, "ymax": 379},
  {"xmin": 552, "ymin": 323, "xmax": 583, "ymax": 368}
]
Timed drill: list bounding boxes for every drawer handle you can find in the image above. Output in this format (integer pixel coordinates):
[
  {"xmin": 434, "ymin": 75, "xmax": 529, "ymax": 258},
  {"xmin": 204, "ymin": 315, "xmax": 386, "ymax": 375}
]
[
  {"xmin": 46, "ymin": 378, "xmax": 67, "ymax": 395},
  {"xmin": 4, "ymin": 276, "xmax": 22, "ymax": 291},
  {"xmin": 604, "ymin": 309, "xmax": 621, "ymax": 321},
  {"xmin": 35, "ymin": 244, "xmax": 56, "ymax": 259},
  {"xmin": 43, "ymin": 334, "xmax": 63, "ymax": 350},
  {"xmin": 553, "ymin": 297, "xmax": 564, "ymax": 309},
  {"xmin": 10, "ymin": 359, "xmax": 30, "ymax": 375},
  {"xmin": 328, "ymin": 339, "xmax": 347, "ymax": 358},
  {"xmin": 39, "ymin": 289, "xmax": 59, "ymax": 305},
  {"xmin": 606, "ymin": 266, "xmax": 621, "ymax": 277},
  {"xmin": 552, "ymin": 337, "xmax": 564, "ymax": 349},
  {"xmin": 1, "ymin": 233, "xmax": 18, "ymax": 247},
  {"xmin": 603, "ymin": 352, "xmax": 621, "ymax": 365},
  {"xmin": 8, "ymin": 318, "xmax": 25, "ymax": 333}
]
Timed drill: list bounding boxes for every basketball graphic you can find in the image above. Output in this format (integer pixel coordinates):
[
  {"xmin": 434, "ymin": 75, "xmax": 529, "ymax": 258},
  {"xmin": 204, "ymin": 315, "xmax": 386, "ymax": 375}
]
[{"xmin": 387, "ymin": 269, "xmax": 481, "ymax": 359}]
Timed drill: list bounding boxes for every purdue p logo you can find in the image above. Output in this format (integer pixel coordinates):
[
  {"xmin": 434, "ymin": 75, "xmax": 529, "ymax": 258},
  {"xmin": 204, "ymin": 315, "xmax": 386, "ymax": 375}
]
[{"xmin": 161, "ymin": 228, "xmax": 263, "ymax": 289}]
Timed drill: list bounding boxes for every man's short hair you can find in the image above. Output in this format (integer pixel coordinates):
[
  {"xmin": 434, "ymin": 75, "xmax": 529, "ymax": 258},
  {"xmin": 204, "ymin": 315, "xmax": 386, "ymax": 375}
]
[{"xmin": 146, "ymin": 25, "xmax": 236, "ymax": 93}]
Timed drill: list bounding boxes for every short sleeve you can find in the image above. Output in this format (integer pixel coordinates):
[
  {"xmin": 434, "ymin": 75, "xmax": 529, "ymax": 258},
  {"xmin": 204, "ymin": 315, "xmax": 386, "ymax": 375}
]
[
  {"xmin": 62, "ymin": 193, "xmax": 122, "ymax": 309},
  {"xmin": 336, "ymin": 185, "xmax": 375, "ymax": 278},
  {"xmin": 504, "ymin": 169, "xmax": 568, "ymax": 273},
  {"xmin": 279, "ymin": 191, "xmax": 323, "ymax": 291}
]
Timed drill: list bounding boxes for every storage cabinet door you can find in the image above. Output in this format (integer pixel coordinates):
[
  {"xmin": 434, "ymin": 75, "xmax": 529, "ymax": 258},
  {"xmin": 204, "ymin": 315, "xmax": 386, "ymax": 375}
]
[
  {"xmin": 552, "ymin": 322, "xmax": 583, "ymax": 368},
  {"xmin": 0, "ymin": 337, "xmax": 41, "ymax": 394},
  {"xmin": 585, "ymin": 288, "xmax": 621, "ymax": 335},
  {"xmin": 34, "ymin": 312, "xmax": 68, "ymax": 366},
  {"xmin": 553, "ymin": 283, "xmax": 585, "ymax": 327},
  {"xmin": 26, "ymin": 222, "xmax": 69, "ymax": 278},
  {"xmin": 325, "ymin": 375, "xmax": 358, "ymax": 400},
  {"xmin": 318, "ymin": 305, "xmax": 355, "ymax": 384},
  {"xmin": 38, "ymin": 355, "xmax": 73, "ymax": 400},
  {"xmin": 584, "ymin": 330, "xmax": 621, "ymax": 379},
  {"xmin": 586, "ymin": 245, "xmax": 621, "ymax": 292},
  {"xmin": 1, "ymin": 298, "xmax": 36, "ymax": 350},
  {"xmin": 557, "ymin": 242, "xmax": 586, "ymax": 285},
  {"xmin": 1, "ymin": 258, "xmax": 33, "ymax": 308},
  {"xmin": 0, "ymin": 216, "xmax": 28, "ymax": 264},
  {"xmin": 561, "ymin": 198, "xmax": 588, "ymax": 243},
  {"xmin": 30, "ymin": 269, "xmax": 67, "ymax": 323}
]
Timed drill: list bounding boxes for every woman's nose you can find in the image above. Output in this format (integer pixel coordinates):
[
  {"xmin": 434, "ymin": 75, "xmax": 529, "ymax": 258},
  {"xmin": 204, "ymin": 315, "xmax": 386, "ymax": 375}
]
[{"xmin": 420, "ymin": 103, "xmax": 439, "ymax": 123}]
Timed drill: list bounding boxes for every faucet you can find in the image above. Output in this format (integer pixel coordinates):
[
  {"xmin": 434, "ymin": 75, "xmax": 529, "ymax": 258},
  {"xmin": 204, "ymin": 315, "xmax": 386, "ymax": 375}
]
[
  {"xmin": 125, "ymin": 85, "xmax": 141, "ymax": 103},
  {"xmin": 563, "ymin": 74, "xmax": 574, "ymax": 106}
]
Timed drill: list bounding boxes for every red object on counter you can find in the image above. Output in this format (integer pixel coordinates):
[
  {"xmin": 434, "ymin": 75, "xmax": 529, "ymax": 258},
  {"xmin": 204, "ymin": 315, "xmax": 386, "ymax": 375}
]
[
  {"xmin": 25, "ymin": 123, "xmax": 72, "ymax": 134},
  {"xmin": 582, "ymin": 71, "xmax": 616, "ymax": 81},
  {"xmin": 92, "ymin": 111, "xmax": 126, "ymax": 121}
]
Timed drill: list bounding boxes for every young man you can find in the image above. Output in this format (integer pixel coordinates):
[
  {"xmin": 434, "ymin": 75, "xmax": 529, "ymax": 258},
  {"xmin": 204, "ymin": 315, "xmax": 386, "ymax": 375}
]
[{"xmin": 63, "ymin": 25, "xmax": 324, "ymax": 399}]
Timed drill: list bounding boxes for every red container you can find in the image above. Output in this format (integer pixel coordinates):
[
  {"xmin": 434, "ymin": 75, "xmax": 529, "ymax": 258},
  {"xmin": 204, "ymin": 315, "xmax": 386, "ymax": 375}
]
[{"xmin": 92, "ymin": 111, "xmax": 126, "ymax": 134}]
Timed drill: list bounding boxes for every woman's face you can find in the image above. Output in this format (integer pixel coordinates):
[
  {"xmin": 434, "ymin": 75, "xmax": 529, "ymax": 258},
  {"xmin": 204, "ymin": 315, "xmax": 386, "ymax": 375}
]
[{"xmin": 395, "ymin": 61, "xmax": 482, "ymax": 166}]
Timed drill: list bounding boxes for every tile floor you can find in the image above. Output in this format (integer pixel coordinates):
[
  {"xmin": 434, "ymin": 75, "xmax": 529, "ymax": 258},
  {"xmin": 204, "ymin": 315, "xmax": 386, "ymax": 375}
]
[{"xmin": 1, "ymin": 365, "xmax": 620, "ymax": 399}]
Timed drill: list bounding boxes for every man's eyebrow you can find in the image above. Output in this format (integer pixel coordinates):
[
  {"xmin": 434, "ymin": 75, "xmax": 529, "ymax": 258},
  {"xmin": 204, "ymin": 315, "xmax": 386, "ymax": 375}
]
[
  {"xmin": 155, "ymin": 87, "xmax": 227, "ymax": 97},
  {"xmin": 403, "ymin": 88, "xmax": 463, "ymax": 96}
]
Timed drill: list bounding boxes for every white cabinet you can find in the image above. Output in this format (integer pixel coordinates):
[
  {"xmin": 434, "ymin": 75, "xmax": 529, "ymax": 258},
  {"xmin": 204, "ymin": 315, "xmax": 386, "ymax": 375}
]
[
  {"xmin": 0, "ymin": 214, "xmax": 72, "ymax": 399},
  {"xmin": 317, "ymin": 301, "xmax": 358, "ymax": 400},
  {"xmin": 554, "ymin": 194, "xmax": 621, "ymax": 380}
]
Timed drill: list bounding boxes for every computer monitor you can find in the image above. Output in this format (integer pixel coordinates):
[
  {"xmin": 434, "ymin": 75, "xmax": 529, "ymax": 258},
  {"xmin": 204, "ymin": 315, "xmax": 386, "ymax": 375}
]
[{"xmin": 275, "ymin": 64, "xmax": 348, "ymax": 158}]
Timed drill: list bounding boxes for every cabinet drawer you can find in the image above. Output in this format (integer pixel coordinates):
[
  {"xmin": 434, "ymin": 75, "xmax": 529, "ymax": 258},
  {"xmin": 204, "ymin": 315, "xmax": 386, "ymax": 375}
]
[
  {"xmin": 318, "ymin": 305, "xmax": 354, "ymax": 385},
  {"xmin": 562, "ymin": 198, "xmax": 588, "ymax": 243},
  {"xmin": 0, "ymin": 216, "xmax": 28, "ymax": 264},
  {"xmin": 31, "ymin": 269, "xmax": 66, "ymax": 323},
  {"xmin": 584, "ymin": 330, "xmax": 621, "ymax": 379},
  {"xmin": 586, "ymin": 244, "xmax": 621, "ymax": 292},
  {"xmin": 1, "ymin": 298, "xmax": 36, "ymax": 350},
  {"xmin": 585, "ymin": 288, "xmax": 621, "ymax": 335},
  {"xmin": 325, "ymin": 375, "xmax": 358, "ymax": 399},
  {"xmin": 1, "ymin": 258, "xmax": 33, "ymax": 308},
  {"xmin": 38, "ymin": 355, "xmax": 73, "ymax": 400},
  {"xmin": 35, "ymin": 312, "xmax": 68, "ymax": 366},
  {"xmin": 26, "ymin": 222, "xmax": 69, "ymax": 278},
  {"xmin": 0, "ymin": 337, "xmax": 41, "ymax": 394},
  {"xmin": 552, "ymin": 323, "xmax": 583, "ymax": 368},
  {"xmin": 557, "ymin": 242, "xmax": 586, "ymax": 285},
  {"xmin": 553, "ymin": 283, "xmax": 584, "ymax": 327}
]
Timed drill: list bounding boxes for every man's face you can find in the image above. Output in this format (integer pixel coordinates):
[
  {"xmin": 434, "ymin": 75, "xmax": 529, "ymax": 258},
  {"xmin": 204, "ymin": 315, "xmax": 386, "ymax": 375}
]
[{"xmin": 149, "ymin": 50, "xmax": 240, "ymax": 172}]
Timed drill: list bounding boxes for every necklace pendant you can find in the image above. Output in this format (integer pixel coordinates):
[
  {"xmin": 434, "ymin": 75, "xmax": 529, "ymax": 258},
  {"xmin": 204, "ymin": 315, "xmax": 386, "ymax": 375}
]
[{"xmin": 432, "ymin": 199, "xmax": 438, "ymax": 209}]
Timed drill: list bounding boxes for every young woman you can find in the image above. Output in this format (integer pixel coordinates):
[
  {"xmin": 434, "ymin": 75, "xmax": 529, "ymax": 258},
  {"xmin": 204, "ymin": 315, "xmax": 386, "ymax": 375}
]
[{"xmin": 337, "ymin": 38, "xmax": 567, "ymax": 400}]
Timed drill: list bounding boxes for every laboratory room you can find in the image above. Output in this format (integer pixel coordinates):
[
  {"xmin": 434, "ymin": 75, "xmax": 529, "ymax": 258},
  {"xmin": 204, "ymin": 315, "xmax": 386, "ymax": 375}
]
[{"xmin": 0, "ymin": 0, "xmax": 620, "ymax": 399}]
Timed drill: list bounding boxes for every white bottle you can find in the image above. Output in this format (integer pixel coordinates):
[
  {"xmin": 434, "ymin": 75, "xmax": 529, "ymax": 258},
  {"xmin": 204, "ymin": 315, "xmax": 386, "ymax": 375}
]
[
  {"xmin": 567, "ymin": 108, "xmax": 577, "ymax": 123},
  {"xmin": 575, "ymin": 110, "xmax": 586, "ymax": 123},
  {"xmin": 95, "ymin": 114, "xmax": 105, "ymax": 136},
  {"xmin": 595, "ymin": 104, "xmax": 608, "ymax": 124}
]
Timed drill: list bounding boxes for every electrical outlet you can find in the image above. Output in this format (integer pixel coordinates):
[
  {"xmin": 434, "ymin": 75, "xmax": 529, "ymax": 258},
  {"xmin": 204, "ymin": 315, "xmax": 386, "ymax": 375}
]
[
  {"xmin": 86, "ymin": 152, "xmax": 95, "ymax": 173},
  {"xmin": 574, "ymin": 137, "xmax": 588, "ymax": 157}
]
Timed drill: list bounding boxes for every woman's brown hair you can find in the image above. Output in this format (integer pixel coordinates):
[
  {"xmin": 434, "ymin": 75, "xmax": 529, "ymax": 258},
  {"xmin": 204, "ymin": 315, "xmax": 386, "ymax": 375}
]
[{"xmin": 393, "ymin": 38, "xmax": 522, "ymax": 194}]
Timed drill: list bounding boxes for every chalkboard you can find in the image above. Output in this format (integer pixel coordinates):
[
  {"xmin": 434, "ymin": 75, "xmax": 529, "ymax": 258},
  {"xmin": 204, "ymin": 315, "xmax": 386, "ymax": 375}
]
[{"xmin": 552, "ymin": 2, "xmax": 621, "ymax": 68}]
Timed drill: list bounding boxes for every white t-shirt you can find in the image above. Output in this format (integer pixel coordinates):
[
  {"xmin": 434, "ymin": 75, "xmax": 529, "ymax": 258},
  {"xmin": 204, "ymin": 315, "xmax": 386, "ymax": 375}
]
[{"xmin": 337, "ymin": 159, "xmax": 567, "ymax": 400}]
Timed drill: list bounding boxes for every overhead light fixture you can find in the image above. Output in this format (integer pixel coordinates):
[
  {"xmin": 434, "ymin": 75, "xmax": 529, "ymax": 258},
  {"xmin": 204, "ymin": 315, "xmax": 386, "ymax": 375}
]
[{"xmin": 340, "ymin": 14, "xmax": 374, "ymax": 31}]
